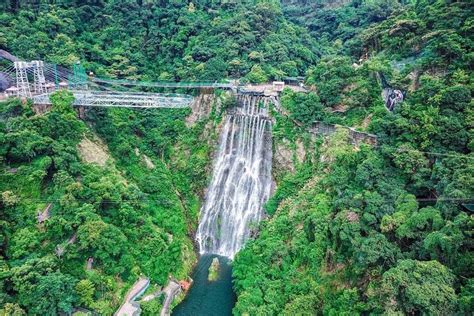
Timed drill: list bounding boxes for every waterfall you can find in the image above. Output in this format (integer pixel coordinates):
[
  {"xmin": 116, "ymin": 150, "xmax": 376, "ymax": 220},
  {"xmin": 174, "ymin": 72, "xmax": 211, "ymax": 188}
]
[{"xmin": 196, "ymin": 95, "xmax": 273, "ymax": 259}]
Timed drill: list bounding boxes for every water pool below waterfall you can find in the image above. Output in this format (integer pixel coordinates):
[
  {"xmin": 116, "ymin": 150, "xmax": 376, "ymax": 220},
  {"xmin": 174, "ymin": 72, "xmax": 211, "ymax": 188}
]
[{"xmin": 173, "ymin": 255, "xmax": 235, "ymax": 316}]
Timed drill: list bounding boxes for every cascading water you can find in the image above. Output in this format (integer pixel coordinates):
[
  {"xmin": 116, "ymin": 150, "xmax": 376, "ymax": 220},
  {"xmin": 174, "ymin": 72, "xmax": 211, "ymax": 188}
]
[
  {"xmin": 196, "ymin": 94, "xmax": 273, "ymax": 259},
  {"xmin": 174, "ymin": 95, "xmax": 273, "ymax": 315}
]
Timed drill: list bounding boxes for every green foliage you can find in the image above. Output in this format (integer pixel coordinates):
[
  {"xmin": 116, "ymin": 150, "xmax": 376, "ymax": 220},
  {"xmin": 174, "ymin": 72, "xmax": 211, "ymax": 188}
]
[
  {"xmin": 141, "ymin": 298, "xmax": 163, "ymax": 316},
  {"xmin": 246, "ymin": 65, "xmax": 269, "ymax": 83},
  {"xmin": 280, "ymin": 89, "xmax": 323, "ymax": 125},
  {"xmin": 75, "ymin": 279, "xmax": 95, "ymax": 308},
  {"xmin": 0, "ymin": 1, "xmax": 472, "ymax": 315},
  {"xmin": 1, "ymin": 1, "xmax": 318, "ymax": 81},
  {"xmin": 0, "ymin": 303, "xmax": 26, "ymax": 316},
  {"xmin": 378, "ymin": 260, "xmax": 457, "ymax": 315},
  {"xmin": 233, "ymin": 2, "xmax": 473, "ymax": 307},
  {"xmin": 50, "ymin": 90, "xmax": 75, "ymax": 115},
  {"xmin": 0, "ymin": 86, "xmax": 218, "ymax": 313},
  {"xmin": 29, "ymin": 271, "xmax": 77, "ymax": 315},
  {"xmin": 306, "ymin": 56, "xmax": 356, "ymax": 107}
]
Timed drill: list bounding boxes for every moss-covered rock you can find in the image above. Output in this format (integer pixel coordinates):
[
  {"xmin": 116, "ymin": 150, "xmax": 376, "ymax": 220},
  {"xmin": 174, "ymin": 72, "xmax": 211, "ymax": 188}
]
[{"xmin": 208, "ymin": 258, "xmax": 220, "ymax": 282}]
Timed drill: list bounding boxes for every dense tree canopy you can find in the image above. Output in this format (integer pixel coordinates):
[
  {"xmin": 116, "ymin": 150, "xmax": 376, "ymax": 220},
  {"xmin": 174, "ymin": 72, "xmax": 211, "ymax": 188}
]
[
  {"xmin": 1, "ymin": 0, "xmax": 318, "ymax": 82},
  {"xmin": 0, "ymin": 89, "xmax": 221, "ymax": 313},
  {"xmin": 233, "ymin": 0, "xmax": 472, "ymax": 315}
]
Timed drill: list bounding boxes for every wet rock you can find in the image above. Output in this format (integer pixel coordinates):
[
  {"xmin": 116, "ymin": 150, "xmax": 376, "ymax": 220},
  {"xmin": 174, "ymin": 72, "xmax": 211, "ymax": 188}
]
[
  {"xmin": 0, "ymin": 72, "xmax": 13, "ymax": 92},
  {"xmin": 274, "ymin": 139, "xmax": 295, "ymax": 173}
]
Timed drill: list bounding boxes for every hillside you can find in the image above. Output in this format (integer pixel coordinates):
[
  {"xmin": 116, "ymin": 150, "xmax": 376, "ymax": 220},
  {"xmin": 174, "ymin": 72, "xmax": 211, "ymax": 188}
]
[
  {"xmin": 233, "ymin": 0, "xmax": 473, "ymax": 314},
  {"xmin": 0, "ymin": 90, "xmax": 229, "ymax": 314},
  {"xmin": 0, "ymin": 1, "xmax": 316, "ymax": 82}
]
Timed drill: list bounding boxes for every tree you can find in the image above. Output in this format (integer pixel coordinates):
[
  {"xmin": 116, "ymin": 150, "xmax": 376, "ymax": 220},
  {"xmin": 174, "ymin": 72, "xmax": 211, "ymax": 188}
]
[
  {"xmin": 9, "ymin": 228, "xmax": 40, "ymax": 260},
  {"xmin": 379, "ymin": 260, "xmax": 457, "ymax": 315},
  {"xmin": 459, "ymin": 278, "xmax": 474, "ymax": 314},
  {"xmin": 29, "ymin": 272, "xmax": 77, "ymax": 315},
  {"xmin": 77, "ymin": 220, "xmax": 128, "ymax": 274},
  {"xmin": 10, "ymin": 256, "xmax": 57, "ymax": 312},
  {"xmin": 280, "ymin": 90, "xmax": 323, "ymax": 125},
  {"xmin": 246, "ymin": 65, "xmax": 268, "ymax": 83},
  {"xmin": 49, "ymin": 90, "xmax": 75, "ymax": 115},
  {"xmin": 0, "ymin": 303, "xmax": 26, "ymax": 316},
  {"xmin": 75, "ymin": 279, "xmax": 95, "ymax": 307}
]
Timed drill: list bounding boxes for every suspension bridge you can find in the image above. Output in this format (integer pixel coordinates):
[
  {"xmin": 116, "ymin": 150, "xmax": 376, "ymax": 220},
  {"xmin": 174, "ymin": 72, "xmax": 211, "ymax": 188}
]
[{"xmin": 0, "ymin": 58, "xmax": 236, "ymax": 108}]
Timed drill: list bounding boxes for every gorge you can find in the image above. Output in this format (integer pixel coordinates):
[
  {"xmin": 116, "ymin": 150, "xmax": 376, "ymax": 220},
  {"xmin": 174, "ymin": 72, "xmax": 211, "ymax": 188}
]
[{"xmin": 0, "ymin": 1, "xmax": 472, "ymax": 315}]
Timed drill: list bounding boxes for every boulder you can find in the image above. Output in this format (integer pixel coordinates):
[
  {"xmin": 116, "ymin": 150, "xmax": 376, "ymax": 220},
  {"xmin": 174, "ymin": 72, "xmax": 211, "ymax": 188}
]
[{"xmin": 208, "ymin": 257, "xmax": 220, "ymax": 281}]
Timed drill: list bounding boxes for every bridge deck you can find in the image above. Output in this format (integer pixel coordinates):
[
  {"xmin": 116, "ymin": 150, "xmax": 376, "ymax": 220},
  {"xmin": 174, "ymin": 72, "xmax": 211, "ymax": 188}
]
[{"xmin": 33, "ymin": 90, "xmax": 193, "ymax": 108}]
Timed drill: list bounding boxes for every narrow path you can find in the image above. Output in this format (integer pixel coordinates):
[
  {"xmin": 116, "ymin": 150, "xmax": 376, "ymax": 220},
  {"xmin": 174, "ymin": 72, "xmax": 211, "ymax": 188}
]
[
  {"xmin": 115, "ymin": 277, "xmax": 150, "ymax": 316},
  {"xmin": 270, "ymin": 96, "xmax": 377, "ymax": 145},
  {"xmin": 160, "ymin": 279, "xmax": 182, "ymax": 316}
]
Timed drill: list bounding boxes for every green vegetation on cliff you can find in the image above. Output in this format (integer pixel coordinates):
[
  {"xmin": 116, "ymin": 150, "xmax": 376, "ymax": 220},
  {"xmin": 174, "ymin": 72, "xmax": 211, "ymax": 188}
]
[
  {"xmin": 0, "ymin": 90, "xmax": 223, "ymax": 314},
  {"xmin": 233, "ymin": 0, "xmax": 473, "ymax": 315}
]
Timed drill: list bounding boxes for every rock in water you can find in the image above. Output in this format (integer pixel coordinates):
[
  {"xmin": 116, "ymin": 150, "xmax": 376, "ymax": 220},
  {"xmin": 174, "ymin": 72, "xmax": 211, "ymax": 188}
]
[{"xmin": 208, "ymin": 258, "xmax": 220, "ymax": 281}]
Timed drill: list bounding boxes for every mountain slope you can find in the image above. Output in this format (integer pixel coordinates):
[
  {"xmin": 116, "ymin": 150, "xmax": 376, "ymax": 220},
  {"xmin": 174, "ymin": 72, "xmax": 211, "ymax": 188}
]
[
  {"xmin": 0, "ymin": 91, "xmax": 225, "ymax": 314},
  {"xmin": 0, "ymin": 1, "xmax": 317, "ymax": 82},
  {"xmin": 233, "ymin": 0, "xmax": 473, "ymax": 314}
]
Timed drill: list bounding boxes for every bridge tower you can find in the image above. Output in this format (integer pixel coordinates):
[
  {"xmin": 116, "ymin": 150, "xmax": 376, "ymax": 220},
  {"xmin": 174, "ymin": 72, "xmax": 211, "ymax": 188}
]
[
  {"xmin": 14, "ymin": 61, "xmax": 31, "ymax": 98},
  {"xmin": 32, "ymin": 60, "xmax": 47, "ymax": 94}
]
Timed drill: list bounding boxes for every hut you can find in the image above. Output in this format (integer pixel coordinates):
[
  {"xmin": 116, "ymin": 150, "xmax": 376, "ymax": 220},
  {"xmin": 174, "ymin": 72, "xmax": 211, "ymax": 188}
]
[{"xmin": 5, "ymin": 86, "xmax": 18, "ymax": 97}]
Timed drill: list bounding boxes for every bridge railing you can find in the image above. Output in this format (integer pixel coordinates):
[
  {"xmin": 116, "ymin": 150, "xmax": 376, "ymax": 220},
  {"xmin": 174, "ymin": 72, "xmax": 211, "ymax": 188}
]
[{"xmin": 91, "ymin": 77, "xmax": 236, "ymax": 89}]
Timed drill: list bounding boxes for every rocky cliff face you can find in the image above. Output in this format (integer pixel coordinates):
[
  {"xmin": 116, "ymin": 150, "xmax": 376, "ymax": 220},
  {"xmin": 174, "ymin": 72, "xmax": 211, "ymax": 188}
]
[
  {"xmin": 273, "ymin": 136, "xmax": 315, "ymax": 179},
  {"xmin": 186, "ymin": 93, "xmax": 221, "ymax": 127}
]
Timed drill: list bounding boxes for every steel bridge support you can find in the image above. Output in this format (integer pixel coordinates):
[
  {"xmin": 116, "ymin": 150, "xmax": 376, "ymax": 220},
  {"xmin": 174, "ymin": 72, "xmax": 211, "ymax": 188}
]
[
  {"xmin": 14, "ymin": 61, "xmax": 31, "ymax": 98},
  {"xmin": 32, "ymin": 60, "xmax": 47, "ymax": 94}
]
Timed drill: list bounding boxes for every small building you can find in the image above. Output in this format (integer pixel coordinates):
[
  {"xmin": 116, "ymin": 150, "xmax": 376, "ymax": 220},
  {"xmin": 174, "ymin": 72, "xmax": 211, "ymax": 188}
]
[
  {"xmin": 272, "ymin": 81, "xmax": 285, "ymax": 92},
  {"xmin": 59, "ymin": 81, "xmax": 68, "ymax": 89},
  {"xmin": 45, "ymin": 82, "xmax": 56, "ymax": 93},
  {"xmin": 5, "ymin": 86, "xmax": 18, "ymax": 97}
]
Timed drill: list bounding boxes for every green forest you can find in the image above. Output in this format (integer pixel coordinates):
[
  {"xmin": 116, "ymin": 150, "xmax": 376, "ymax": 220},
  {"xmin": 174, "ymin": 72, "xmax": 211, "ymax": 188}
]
[{"xmin": 0, "ymin": 0, "xmax": 473, "ymax": 315}]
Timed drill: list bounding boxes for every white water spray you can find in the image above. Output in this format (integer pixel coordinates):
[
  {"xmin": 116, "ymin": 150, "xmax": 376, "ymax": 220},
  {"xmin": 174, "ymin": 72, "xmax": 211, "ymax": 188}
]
[{"xmin": 196, "ymin": 95, "xmax": 273, "ymax": 259}]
